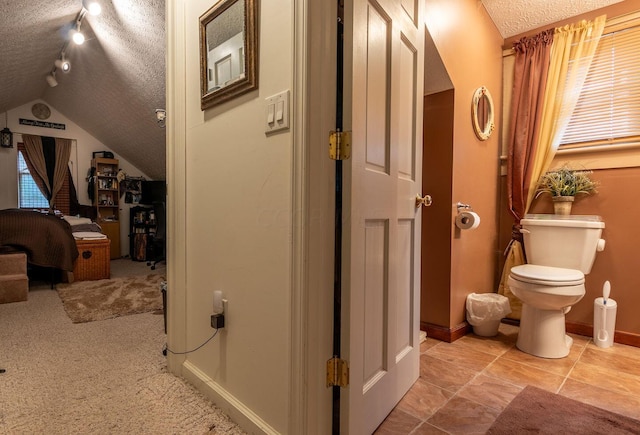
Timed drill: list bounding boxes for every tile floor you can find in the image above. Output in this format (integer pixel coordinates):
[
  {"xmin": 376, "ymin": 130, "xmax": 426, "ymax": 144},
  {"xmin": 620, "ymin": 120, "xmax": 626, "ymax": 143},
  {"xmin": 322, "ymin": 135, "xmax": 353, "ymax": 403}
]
[{"xmin": 375, "ymin": 323, "xmax": 640, "ymax": 434}]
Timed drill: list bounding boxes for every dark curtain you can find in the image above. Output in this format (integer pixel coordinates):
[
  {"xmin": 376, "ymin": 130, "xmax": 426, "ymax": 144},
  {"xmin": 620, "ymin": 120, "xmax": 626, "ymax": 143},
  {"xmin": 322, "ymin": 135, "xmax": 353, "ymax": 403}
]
[
  {"xmin": 499, "ymin": 29, "xmax": 555, "ymax": 319},
  {"xmin": 506, "ymin": 29, "xmax": 554, "ymax": 226},
  {"xmin": 42, "ymin": 137, "xmax": 56, "ymax": 190}
]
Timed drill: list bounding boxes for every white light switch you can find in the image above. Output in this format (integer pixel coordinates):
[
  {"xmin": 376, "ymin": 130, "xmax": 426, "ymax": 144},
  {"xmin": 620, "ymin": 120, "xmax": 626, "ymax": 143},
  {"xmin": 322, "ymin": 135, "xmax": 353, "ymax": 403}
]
[
  {"xmin": 267, "ymin": 104, "xmax": 275, "ymax": 124},
  {"xmin": 265, "ymin": 90, "xmax": 290, "ymax": 134}
]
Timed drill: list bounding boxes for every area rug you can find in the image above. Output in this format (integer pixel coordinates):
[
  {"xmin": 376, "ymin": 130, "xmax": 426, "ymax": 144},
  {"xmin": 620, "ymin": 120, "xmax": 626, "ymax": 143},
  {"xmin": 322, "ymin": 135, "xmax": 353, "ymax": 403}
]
[
  {"xmin": 487, "ymin": 385, "xmax": 640, "ymax": 434},
  {"xmin": 57, "ymin": 274, "xmax": 165, "ymax": 323}
]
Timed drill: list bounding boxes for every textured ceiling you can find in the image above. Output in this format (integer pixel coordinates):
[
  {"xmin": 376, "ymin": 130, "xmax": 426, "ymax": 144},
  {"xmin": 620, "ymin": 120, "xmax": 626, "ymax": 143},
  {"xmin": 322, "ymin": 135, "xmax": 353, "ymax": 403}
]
[
  {"xmin": 481, "ymin": 0, "xmax": 623, "ymax": 38},
  {"xmin": 0, "ymin": 0, "xmax": 166, "ymax": 180}
]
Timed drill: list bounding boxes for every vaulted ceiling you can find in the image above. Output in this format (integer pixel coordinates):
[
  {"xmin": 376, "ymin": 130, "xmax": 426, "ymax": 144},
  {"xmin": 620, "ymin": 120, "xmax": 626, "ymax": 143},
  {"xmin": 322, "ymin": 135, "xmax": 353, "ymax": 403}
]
[
  {"xmin": 0, "ymin": 1, "xmax": 624, "ymax": 181},
  {"xmin": 0, "ymin": 0, "xmax": 165, "ymax": 180}
]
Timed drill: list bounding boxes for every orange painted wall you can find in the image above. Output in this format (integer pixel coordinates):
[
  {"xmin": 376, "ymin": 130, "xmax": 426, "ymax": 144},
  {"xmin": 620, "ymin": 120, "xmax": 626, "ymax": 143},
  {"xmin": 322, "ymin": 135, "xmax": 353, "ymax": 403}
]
[{"xmin": 422, "ymin": 0, "xmax": 504, "ymax": 328}]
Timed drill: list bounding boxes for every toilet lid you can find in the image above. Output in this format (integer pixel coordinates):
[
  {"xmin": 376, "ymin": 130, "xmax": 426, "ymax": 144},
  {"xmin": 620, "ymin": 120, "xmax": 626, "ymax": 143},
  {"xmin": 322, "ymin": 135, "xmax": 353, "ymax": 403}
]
[{"xmin": 510, "ymin": 264, "xmax": 585, "ymax": 286}]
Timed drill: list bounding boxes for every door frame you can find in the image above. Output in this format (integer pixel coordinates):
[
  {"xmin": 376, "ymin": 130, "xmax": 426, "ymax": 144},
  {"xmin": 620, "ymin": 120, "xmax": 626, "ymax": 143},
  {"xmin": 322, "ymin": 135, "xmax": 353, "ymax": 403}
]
[{"xmin": 303, "ymin": 0, "xmax": 340, "ymax": 433}]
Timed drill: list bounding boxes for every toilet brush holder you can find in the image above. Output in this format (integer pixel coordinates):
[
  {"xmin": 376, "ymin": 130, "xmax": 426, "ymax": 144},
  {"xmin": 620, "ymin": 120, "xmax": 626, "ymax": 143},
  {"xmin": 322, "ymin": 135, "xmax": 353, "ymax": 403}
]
[{"xmin": 593, "ymin": 297, "xmax": 617, "ymax": 348}]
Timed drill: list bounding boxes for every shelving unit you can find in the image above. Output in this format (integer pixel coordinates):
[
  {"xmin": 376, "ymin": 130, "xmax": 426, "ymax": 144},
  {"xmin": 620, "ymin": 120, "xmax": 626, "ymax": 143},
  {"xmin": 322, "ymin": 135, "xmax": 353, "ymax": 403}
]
[
  {"xmin": 129, "ymin": 206, "xmax": 157, "ymax": 261},
  {"xmin": 92, "ymin": 157, "xmax": 120, "ymax": 259}
]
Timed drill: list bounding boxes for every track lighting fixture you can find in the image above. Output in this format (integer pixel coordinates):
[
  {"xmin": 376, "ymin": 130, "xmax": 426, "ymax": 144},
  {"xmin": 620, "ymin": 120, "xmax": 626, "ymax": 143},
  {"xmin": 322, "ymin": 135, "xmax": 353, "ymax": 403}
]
[
  {"xmin": 55, "ymin": 56, "xmax": 71, "ymax": 73},
  {"xmin": 46, "ymin": 1, "xmax": 101, "ymax": 86},
  {"xmin": 83, "ymin": 0, "xmax": 102, "ymax": 16},
  {"xmin": 46, "ymin": 72, "xmax": 58, "ymax": 87}
]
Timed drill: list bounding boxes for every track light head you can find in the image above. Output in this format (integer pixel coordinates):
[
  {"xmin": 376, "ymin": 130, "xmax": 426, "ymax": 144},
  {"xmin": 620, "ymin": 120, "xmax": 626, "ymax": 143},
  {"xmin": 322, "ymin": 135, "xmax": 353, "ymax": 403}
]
[
  {"xmin": 71, "ymin": 29, "xmax": 85, "ymax": 45},
  {"xmin": 55, "ymin": 58, "xmax": 71, "ymax": 73},
  {"xmin": 46, "ymin": 73, "xmax": 58, "ymax": 87},
  {"xmin": 82, "ymin": 0, "xmax": 102, "ymax": 16}
]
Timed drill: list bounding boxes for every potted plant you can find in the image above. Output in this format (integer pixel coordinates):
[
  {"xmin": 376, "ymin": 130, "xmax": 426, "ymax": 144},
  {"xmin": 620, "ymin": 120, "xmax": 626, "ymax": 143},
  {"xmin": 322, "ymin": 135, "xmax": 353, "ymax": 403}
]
[{"xmin": 535, "ymin": 165, "xmax": 599, "ymax": 215}]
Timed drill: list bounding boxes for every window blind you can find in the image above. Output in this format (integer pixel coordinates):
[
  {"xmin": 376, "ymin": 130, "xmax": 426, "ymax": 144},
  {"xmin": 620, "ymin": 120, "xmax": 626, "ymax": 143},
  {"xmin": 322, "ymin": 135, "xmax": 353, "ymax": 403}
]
[{"xmin": 560, "ymin": 22, "xmax": 640, "ymax": 149}]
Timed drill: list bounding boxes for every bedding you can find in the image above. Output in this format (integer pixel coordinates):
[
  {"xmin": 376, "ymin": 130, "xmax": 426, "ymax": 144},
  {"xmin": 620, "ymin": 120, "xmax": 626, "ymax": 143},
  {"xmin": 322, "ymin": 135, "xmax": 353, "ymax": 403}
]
[
  {"xmin": 63, "ymin": 216, "xmax": 93, "ymax": 226},
  {"xmin": 0, "ymin": 209, "xmax": 79, "ymax": 271},
  {"xmin": 72, "ymin": 231, "xmax": 107, "ymax": 240},
  {"xmin": 63, "ymin": 215, "xmax": 105, "ymax": 238}
]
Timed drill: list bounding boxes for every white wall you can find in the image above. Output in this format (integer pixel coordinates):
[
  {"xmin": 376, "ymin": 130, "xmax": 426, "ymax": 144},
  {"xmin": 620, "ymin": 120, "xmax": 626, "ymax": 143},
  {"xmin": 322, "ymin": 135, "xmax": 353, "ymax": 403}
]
[
  {"xmin": 0, "ymin": 100, "xmax": 150, "ymax": 256},
  {"xmin": 167, "ymin": 0, "xmax": 295, "ymax": 433}
]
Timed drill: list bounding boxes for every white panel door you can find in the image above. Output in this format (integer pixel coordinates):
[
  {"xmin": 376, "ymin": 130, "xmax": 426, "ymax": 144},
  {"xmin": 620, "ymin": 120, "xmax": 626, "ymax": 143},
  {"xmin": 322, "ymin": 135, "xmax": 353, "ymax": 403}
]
[{"xmin": 344, "ymin": 0, "xmax": 424, "ymax": 433}]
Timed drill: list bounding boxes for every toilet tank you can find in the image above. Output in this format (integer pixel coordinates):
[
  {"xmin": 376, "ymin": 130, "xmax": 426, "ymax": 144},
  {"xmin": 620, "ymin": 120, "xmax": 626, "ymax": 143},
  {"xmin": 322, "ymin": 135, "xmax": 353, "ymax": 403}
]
[{"xmin": 520, "ymin": 214, "xmax": 605, "ymax": 274}]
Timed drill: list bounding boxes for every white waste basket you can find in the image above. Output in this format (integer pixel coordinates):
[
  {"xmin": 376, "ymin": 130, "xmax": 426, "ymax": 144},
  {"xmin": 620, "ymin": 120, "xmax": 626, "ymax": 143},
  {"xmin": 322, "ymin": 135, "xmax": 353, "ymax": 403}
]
[{"xmin": 466, "ymin": 293, "xmax": 511, "ymax": 337}]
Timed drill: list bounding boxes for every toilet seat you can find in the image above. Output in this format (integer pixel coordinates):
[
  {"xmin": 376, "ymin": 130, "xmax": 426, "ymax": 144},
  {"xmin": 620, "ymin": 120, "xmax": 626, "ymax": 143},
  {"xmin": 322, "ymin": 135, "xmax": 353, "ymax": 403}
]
[{"xmin": 510, "ymin": 264, "xmax": 584, "ymax": 286}]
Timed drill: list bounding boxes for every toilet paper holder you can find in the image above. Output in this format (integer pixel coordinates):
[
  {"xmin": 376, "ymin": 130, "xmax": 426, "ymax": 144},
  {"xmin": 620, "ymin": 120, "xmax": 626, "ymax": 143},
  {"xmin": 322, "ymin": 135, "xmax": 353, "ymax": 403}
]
[
  {"xmin": 456, "ymin": 202, "xmax": 473, "ymax": 212},
  {"xmin": 455, "ymin": 203, "xmax": 480, "ymax": 230}
]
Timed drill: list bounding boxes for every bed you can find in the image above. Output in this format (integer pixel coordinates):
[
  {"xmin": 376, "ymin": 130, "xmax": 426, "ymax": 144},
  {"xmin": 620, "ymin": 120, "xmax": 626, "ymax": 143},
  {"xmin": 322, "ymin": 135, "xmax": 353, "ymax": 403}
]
[
  {"xmin": 0, "ymin": 209, "xmax": 79, "ymax": 272},
  {"xmin": 0, "ymin": 209, "xmax": 107, "ymax": 280}
]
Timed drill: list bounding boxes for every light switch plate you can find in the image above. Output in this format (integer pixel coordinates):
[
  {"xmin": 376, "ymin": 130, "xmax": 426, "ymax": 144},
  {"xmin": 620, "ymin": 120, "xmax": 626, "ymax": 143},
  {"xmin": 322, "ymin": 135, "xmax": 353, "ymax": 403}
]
[{"xmin": 265, "ymin": 90, "xmax": 290, "ymax": 134}]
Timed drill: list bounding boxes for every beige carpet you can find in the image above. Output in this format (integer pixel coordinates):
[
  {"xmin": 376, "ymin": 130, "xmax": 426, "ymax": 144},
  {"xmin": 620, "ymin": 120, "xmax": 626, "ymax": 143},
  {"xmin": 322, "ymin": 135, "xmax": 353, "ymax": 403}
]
[
  {"xmin": 57, "ymin": 274, "xmax": 165, "ymax": 323},
  {"xmin": 0, "ymin": 260, "xmax": 245, "ymax": 434},
  {"xmin": 487, "ymin": 385, "xmax": 640, "ymax": 434}
]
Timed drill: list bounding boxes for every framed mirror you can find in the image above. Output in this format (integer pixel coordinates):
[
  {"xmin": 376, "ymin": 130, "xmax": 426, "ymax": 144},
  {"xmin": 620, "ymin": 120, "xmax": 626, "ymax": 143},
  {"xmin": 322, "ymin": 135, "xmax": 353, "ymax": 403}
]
[
  {"xmin": 471, "ymin": 86, "xmax": 494, "ymax": 141},
  {"xmin": 199, "ymin": 0, "xmax": 258, "ymax": 110}
]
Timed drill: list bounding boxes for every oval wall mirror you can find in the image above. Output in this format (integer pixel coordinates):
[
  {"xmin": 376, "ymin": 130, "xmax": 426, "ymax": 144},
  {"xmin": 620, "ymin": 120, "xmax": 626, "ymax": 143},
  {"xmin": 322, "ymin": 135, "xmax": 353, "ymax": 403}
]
[{"xmin": 471, "ymin": 86, "xmax": 495, "ymax": 141}]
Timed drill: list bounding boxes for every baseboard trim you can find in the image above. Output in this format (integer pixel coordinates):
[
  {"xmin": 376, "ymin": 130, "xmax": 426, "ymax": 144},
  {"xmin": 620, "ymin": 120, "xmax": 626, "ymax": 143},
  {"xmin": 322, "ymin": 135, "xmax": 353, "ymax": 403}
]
[
  {"xmin": 181, "ymin": 360, "xmax": 279, "ymax": 435},
  {"xmin": 421, "ymin": 321, "xmax": 471, "ymax": 343},
  {"xmin": 566, "ymin": 322, "xmax": 640, "ymax": 348}
]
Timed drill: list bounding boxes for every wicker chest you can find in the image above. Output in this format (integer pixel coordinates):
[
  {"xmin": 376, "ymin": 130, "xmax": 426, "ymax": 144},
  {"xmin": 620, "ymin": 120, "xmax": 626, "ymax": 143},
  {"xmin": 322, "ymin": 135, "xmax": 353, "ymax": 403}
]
[{"xmin": 73, "ymin": 238, "xmax": 111, "ymax": 281}]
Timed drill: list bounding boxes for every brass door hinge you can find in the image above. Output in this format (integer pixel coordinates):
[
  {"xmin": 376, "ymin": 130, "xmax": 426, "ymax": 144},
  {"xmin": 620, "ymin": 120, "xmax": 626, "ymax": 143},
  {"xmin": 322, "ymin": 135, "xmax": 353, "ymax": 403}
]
[
  {"xmin": 326, "ymin": 356, "xmax": 349, "ymax": 388},
  {"xmin": 329, "ymin": 130, "xmax": 351, "ymax": 160}
]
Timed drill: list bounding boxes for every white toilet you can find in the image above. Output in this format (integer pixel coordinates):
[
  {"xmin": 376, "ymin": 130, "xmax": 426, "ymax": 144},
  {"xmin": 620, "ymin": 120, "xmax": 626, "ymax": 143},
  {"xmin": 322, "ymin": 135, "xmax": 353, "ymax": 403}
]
[{"xmin": 508, "ymin": 214, "xmax": 605, "ymax": 358}]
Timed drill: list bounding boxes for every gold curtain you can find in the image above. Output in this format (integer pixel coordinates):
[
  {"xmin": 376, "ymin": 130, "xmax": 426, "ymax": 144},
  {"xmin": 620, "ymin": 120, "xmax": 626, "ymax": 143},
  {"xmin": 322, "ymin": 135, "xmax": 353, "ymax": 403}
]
[
  {"xmin": 22, "ymin": 134, "xmax": 51, "ymax": 197},
  {"xmin": 498, "ymin": 238, "xmax": 525, "ymax": 319},
  {"xmin": 525, "ymin": 16, "xmax": 606, "ymax": 208}
]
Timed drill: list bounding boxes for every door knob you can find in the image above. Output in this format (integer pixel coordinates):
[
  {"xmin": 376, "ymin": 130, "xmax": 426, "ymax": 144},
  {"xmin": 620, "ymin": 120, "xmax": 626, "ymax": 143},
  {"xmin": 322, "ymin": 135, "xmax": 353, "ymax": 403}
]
[{"xmin": 415, "ymin": 194, "xmax": 433, "ymax": 208}]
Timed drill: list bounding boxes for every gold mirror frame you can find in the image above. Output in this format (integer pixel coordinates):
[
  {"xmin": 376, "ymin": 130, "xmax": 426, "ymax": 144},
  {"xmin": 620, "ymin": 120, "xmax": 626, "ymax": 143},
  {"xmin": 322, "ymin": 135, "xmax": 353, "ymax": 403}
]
[
  {"xmin": 471, "ymin": 86, "xmax": 495, "ymax": 141},
  {"xmin": 199, "ymin": 0, "xmax": 258, "ymax": 110}
]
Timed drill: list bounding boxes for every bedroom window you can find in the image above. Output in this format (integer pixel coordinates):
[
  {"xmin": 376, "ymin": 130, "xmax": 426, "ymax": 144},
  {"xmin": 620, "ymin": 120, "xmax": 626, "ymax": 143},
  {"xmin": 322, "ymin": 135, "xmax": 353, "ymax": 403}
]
[
  {"xmin": 18, "ymin": 151, "xmax": 49, "ymax": 209},
  {"xmin": 559, "ymin": 15, "xmax": 640, "ymax": 151}
]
